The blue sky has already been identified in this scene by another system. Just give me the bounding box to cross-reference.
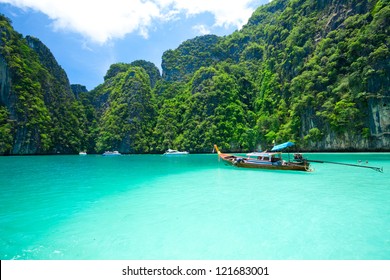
[0,0,270,90]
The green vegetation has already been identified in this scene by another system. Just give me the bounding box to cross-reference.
[1,0,389,154]
[0,106,13,152]
[95,66,156,153]
[1,15,86,154]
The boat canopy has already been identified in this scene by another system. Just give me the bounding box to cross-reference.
[246,152,280,157]
[271,141,295,151]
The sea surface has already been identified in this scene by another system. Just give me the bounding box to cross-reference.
[1,153,389,260]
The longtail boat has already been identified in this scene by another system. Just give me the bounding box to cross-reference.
[213,143,311,172]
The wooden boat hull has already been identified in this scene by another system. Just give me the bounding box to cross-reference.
[214,145,311,172]
[222,156,309,171]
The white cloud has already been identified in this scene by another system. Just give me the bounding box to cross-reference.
[192,24,210,35]
[1,0,265,43]
[167,0,256,28]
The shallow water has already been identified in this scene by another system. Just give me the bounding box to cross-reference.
[1,153,389,259]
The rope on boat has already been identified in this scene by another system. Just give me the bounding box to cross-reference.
[306,159,383,173]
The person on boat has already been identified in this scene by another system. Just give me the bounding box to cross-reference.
[294,153,303,161]
[234,157,245,164]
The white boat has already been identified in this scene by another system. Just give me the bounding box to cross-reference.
[79,151,87,155]
[102,151,121,156]
[163,149,189,155]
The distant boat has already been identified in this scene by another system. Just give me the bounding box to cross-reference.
[163,149,189,155]
[213,144,311,172]
[79,151,87,155]
[102,151,121,156]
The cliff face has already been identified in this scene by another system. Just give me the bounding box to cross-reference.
[0,55,38,155]
[368,95,390,148]
[71,84,88,99]
[161,35,222,82]
[94,66,156,153]
[0,56,13,114]
[1,0,389,154]
[158,0,389,152]
[0,15,86,154]
[0,55,15,154]
[295,0,390,151]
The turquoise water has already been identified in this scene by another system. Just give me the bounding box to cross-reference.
[1,153,389,260]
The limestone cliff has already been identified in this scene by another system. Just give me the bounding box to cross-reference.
[0,15,85,154]
[1,0,389,154]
